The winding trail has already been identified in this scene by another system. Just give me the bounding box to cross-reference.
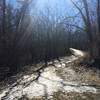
[0,49,100,100]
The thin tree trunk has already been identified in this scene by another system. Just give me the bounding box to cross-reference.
[97,0,100,56]
[2,0,6,34]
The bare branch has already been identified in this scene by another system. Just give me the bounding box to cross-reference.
[71,0,87,25]
[67,24,85,31]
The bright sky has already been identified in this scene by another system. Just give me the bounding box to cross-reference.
[6,0,80,24]
[7,0,73,14]
[30,0,77,22]
[35,0,72,13]
[5,0,96,33]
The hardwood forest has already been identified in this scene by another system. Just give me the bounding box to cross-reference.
[0,0,100,100]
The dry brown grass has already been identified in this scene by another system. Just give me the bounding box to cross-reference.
[52,91,100,100]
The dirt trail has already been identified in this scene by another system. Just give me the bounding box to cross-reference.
[0,55,100,100]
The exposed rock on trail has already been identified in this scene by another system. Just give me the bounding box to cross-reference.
[0,49,100,100]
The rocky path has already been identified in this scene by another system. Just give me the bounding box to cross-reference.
[0,55,100,100]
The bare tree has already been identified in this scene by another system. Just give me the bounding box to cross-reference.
[71,0,100,62]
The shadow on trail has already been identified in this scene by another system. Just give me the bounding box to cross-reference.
[88,58,100,70]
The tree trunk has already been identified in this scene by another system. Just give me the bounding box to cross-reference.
[97,0,100,57]
[83,0,100,61]
[91,0,100,60]
[2,0,6,34]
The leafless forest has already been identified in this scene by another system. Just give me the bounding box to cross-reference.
[0,0,100,99]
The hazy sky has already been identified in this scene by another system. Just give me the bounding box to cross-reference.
[5,0,84,30]
[32,0,76,19]
[6,0,80,23]
[7,0,73,13]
